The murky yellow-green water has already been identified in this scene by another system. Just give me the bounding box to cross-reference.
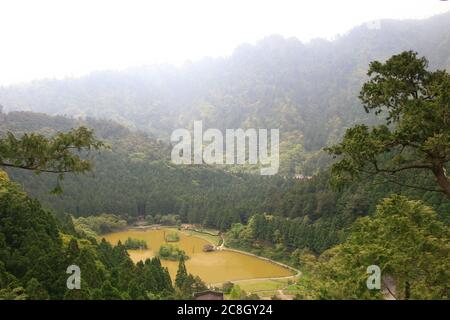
[101,228,294,284]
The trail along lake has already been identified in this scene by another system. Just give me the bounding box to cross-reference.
[101,228,294,284]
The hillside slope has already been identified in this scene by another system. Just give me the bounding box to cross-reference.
[1,12,449,174]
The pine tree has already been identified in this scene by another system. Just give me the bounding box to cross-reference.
[25,278,50,300]
[175,256,187,289]
[67,238,80,262]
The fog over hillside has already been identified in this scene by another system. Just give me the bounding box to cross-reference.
[1,12,450,174]
[0,1,449,303]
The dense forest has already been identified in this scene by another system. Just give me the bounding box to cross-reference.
[0,171,208,299]
[0,11,449,300]
[2,12,449,175]
[3,109,447,257]
[0,109,284,230]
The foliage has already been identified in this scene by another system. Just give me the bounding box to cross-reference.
[299,195,449,299]
[0,175,175,300]
[222,281,234,294]
[158,244,188,261]
[124,237,148,250]
[174,256,207,299]
[175,257,188,289]
[0,126,105,193]
[1,111,282,231]
[1,19,450,300]
[0,172,67,298]
[229,161,448,257]
[2,13,449,174]
[73,214,127,237]
[327,51,450,198]
[228,284,258,300]
[165,232,180,242]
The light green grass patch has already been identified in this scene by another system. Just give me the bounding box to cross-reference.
[171,227,221,246]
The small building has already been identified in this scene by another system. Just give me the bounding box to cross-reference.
[194,290,224,300]
[203,244,215,252]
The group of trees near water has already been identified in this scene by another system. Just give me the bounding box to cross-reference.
[0,120,207,299]
[159,244,187,261]
[306,50,449,299]
[1,102,448,258]
[0,171,207,299]
[0,48,449,299]
[72,214,128,238]
[0,109,282,232]
[298,195,449,299]
[174,257,207,298]
[124,237,148,250]
[227,51,449,299]
[227,168,449,256]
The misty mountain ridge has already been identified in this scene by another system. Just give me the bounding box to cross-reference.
[1,11,449,174]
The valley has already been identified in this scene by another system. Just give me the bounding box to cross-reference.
[0,8,448,301]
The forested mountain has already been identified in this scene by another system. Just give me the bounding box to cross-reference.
[1,12,449,174]
[1,109,448,255]
[0,170,192,300]
[0,9,449,301]
[0,110,286,230]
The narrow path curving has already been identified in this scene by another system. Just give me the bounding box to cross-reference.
[209,233,301,287]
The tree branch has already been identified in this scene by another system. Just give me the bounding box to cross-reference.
[0,162,73,174]
[370,175,444,194]
[373,163,433,174]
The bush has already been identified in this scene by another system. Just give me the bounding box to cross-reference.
[158,244,187,261]
[124,237,148,249]
[73,214,127,236]
[165,232,180,242]
[222,282,234,294]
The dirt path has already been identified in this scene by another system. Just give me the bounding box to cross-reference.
[127,226,301,285]
[276,289,294,300]
[209,234,301,287]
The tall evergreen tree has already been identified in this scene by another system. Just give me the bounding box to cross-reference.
[327,51,450,199]
[175,256,188,289]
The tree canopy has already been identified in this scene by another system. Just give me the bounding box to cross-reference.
[299,195,449,299]
[0,127,104,192]
[327,51,450,198]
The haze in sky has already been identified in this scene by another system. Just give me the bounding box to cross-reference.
[0,0,449,85]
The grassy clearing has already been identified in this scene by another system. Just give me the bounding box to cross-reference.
[238,278,289,292]
[187,230,221,246]
[167,227,221,246]
[230,276,304,299]
[284,283,302,291]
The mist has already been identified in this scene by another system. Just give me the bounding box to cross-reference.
[0,0,449,85]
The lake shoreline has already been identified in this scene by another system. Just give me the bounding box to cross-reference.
[106,225,300,285]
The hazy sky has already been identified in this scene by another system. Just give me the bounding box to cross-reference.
[0,0,449,85]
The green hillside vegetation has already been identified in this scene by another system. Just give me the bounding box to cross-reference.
[73,214,127,238]
[0,12,448,300]
[1,12,449,174]
[0,171,187,300]
[1,110,282,231]
[297,195,449,300]
[2,109,448,259]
